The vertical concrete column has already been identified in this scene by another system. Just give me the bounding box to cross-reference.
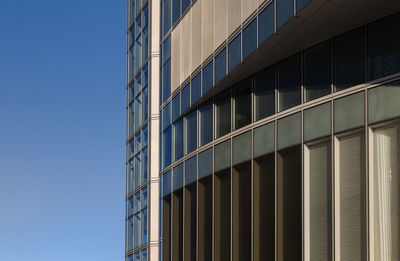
[149,0,161,260]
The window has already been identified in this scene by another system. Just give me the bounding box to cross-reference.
[181,83,190,113]
[215,89,231,138]
[277,0,293,29]
[254,66,275,121]
[215,48,227,84]
[202,61,213,95]
[304,140,332,261]
[198,148,212,179]
[368,80,400,124]
[296,0,310,12]
[278,53,301,111]
[304,102,331,142]
[191,73,201,105]
[278,112,301,150]
[163,0,171,37]
[234,79,252,130]
[172,93,180,122]
[185,110,197,154]
[277,145,302,261]
[243,19,257,59]
[174,119,184,161]
[182,0,190,13]
[172,0,181,25]
[334,27,365,91]
[335,131,366,260]
[368,13,400,81]
[162,102,171,130]
[304,41,332,101]
[199,102,213,146]
[162,36,171,103]
[254,122,274,158]
[258,2,274,45]
[371,123,400,261]
[162,126,172,169]
[229,34,241,72]
[334,92,364,133]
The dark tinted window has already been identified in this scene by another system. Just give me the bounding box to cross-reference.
[215,89,231,138]
[202,61,214,95]
[277,0,293,29]
[185,110,197,154]
[296,0,310,12]
[215,48,227,84]
[181,83,190,113]
[278,53,301,111]
[334,27,365,91]
[174,119,184,161]
[229,34,241,72]
[191,73,201,105]
[199,102,213,146]
[172,0,180,24]
[172,93,180,122]
[304,41,332,101]
[243,19,257,59]
[182,0,190,13]
[163,126,172,169]
[258,2,274,45]
[254,66,275,121]
[234,79,252,130]
[368,13,400,81]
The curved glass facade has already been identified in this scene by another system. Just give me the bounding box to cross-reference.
[158,10,400,261]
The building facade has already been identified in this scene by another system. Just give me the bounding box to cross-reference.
[127,0,400,260]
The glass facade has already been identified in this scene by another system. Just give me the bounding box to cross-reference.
[157,9,400,261]
[127,0,150,259]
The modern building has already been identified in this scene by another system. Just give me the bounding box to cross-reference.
[126,0,400,260]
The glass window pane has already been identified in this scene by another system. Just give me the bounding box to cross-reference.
[296,0,310,12]
[198,148,213,179]
[278,53,301,111]
[143,86,148,121]
[334,27,365,91]
[185,155,197,185]
[174,118,184,161]
[368,80,400,124]
[173,163,183,191]
[172,93,180,122]
[162,170,172,197]
[254,66,275,121]
[191,73,201,105]
[243,19,257,59]
[172,0,180,25]
[304,41,332,101]
[163,0,171,37]
[199,102,213,146]
[162,36,171,64]
[278,112,301,150]
[304,102,331,141]
[214,140,231,173]
[372,123,400,261]
[254,122,275,158]
[336,131,366,260]
[233,131,252,165]
[163,59,171,103]
[163,102,171,130]
[258,2,274,45]
[182,0,190,13]
[277,145,302,260]
[202,61,214,95]
[162,127,172,169]
[334,92,364,133]
[185,110,197,154]
[215,48,227,84]
[234,79,252,130]
[215,89,231,138]
[229,34,241,72]
[181,83,190,113]
[305,140,332,261]
[368,13,400,81]
[276,0,293,29]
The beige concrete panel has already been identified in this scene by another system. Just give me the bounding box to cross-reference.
[214,0,228,49]
[171,22,182,93]
[202,0,214,62]
[191,1,202,73]
[228,0,242,35]
[181,12,192,84]
[242,0,258,23]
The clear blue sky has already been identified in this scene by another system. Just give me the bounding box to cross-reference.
[0,1,126,260]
